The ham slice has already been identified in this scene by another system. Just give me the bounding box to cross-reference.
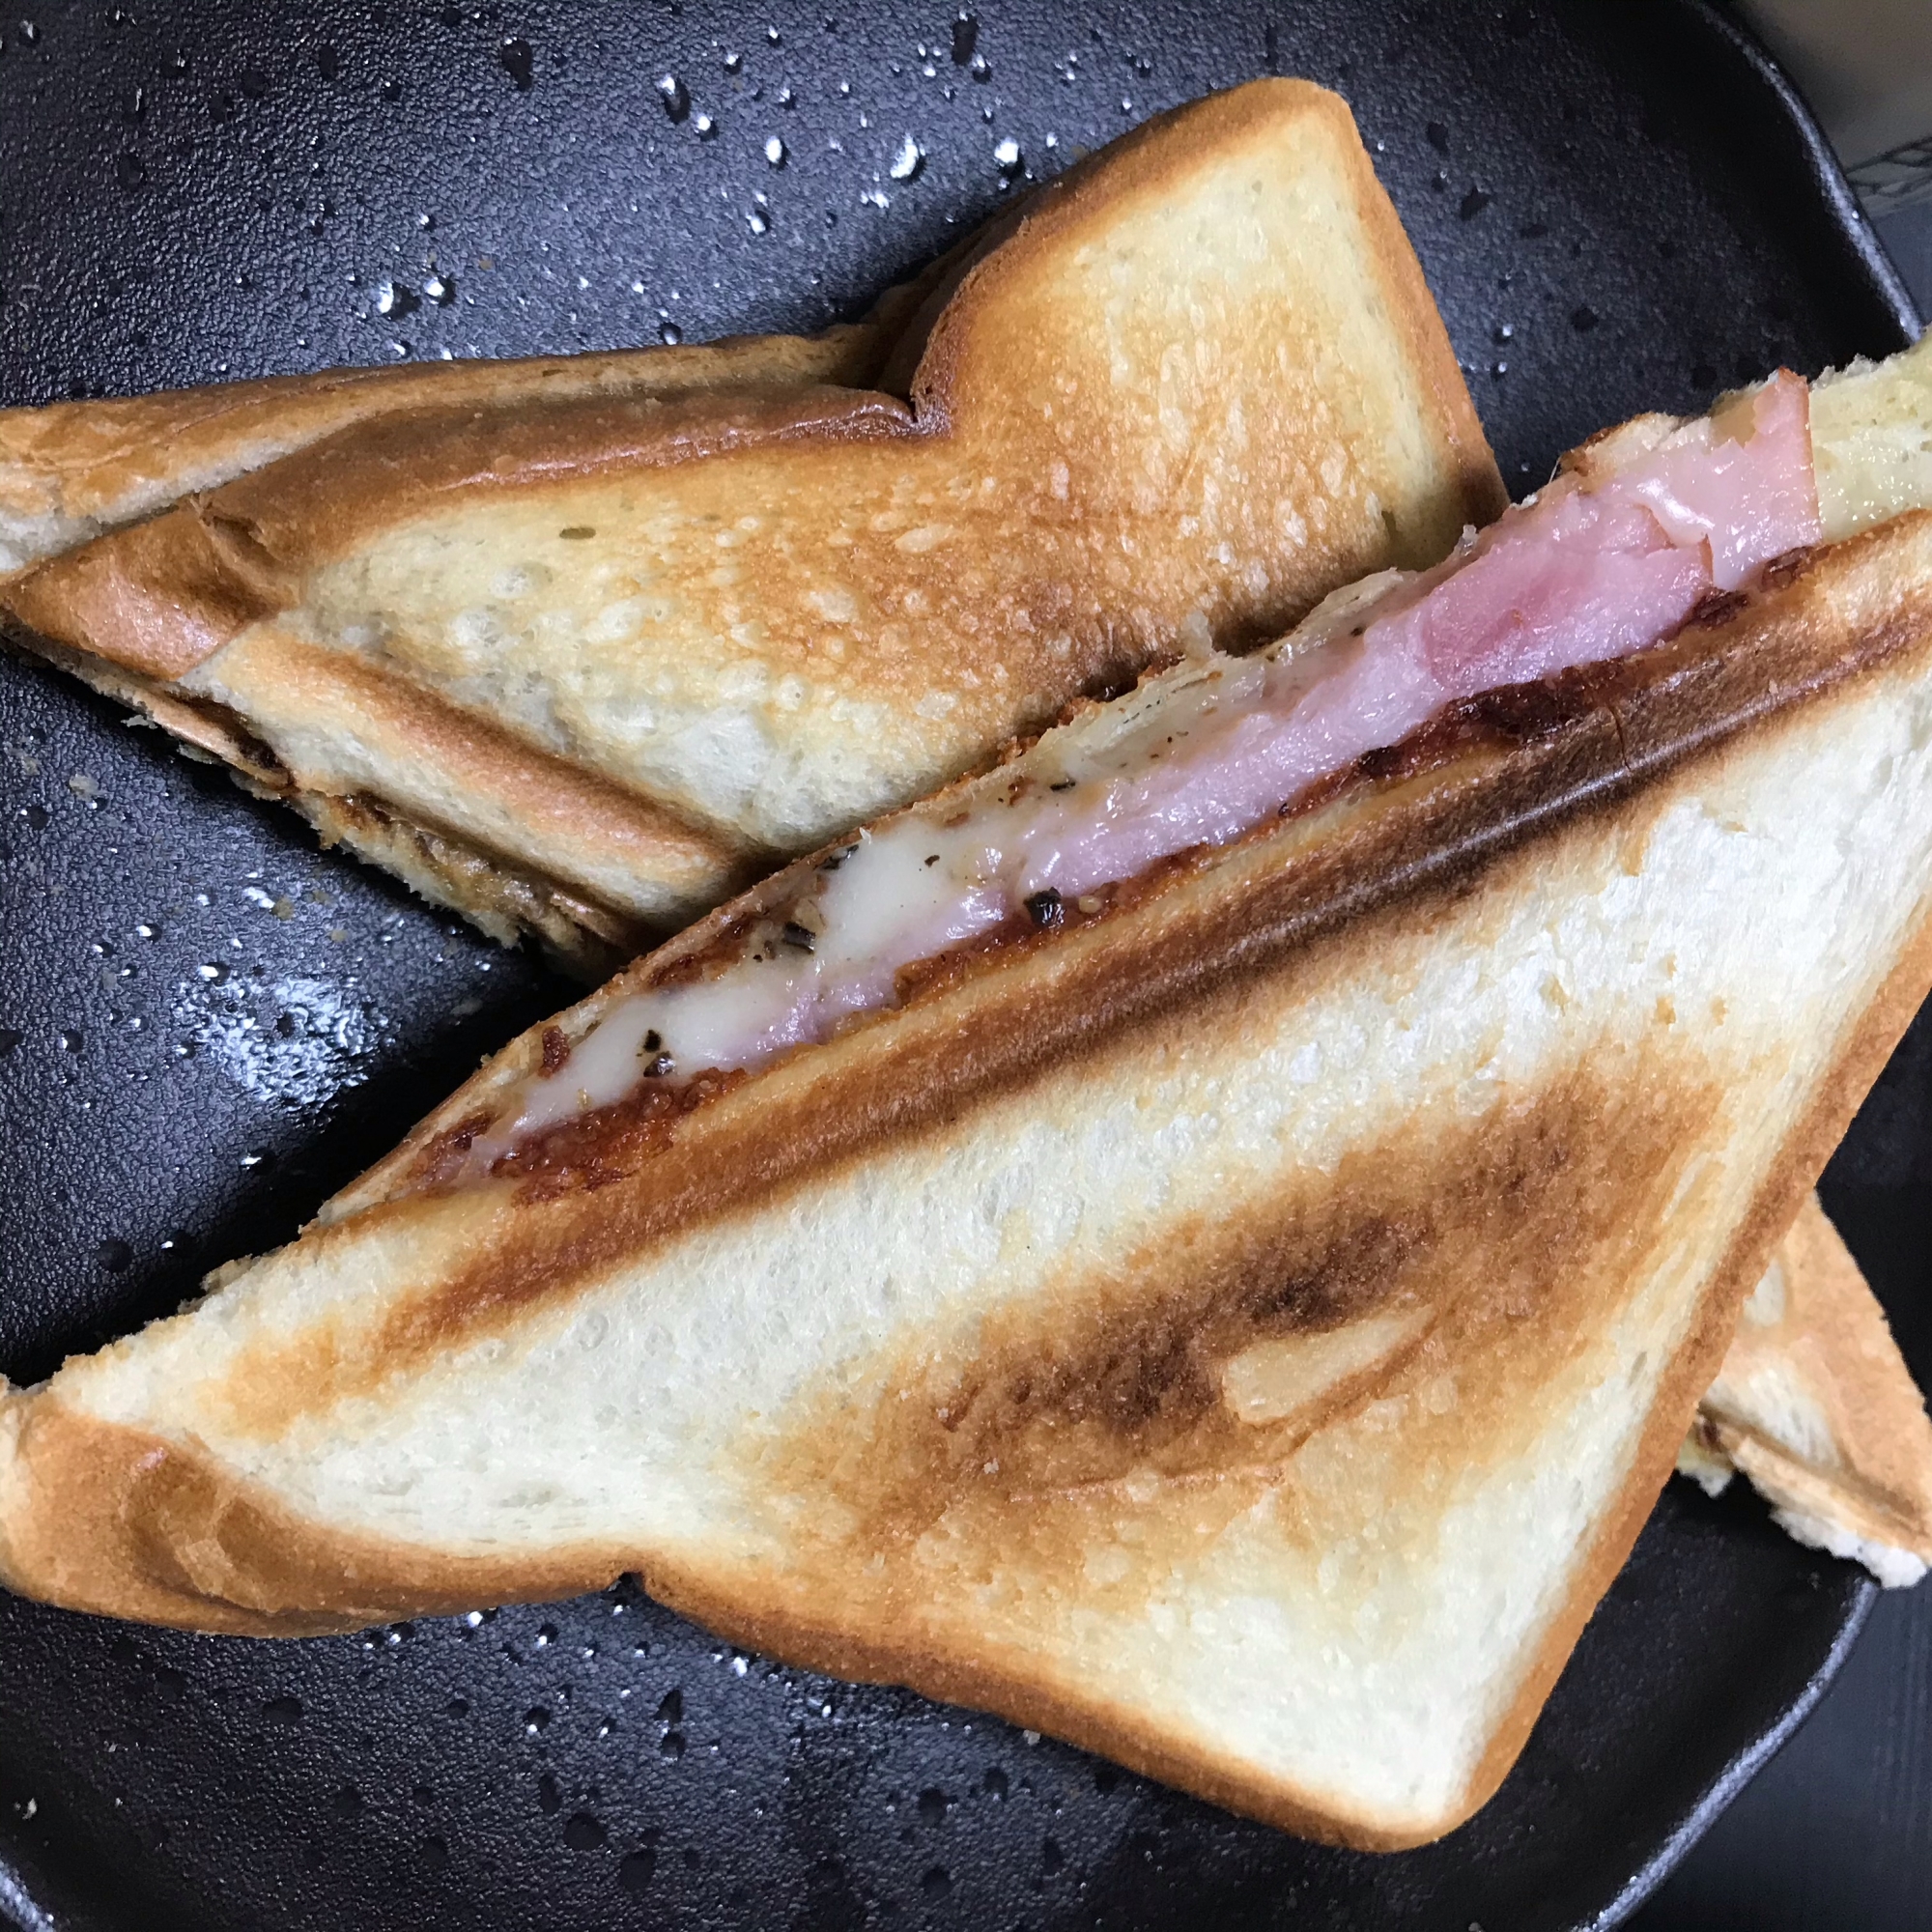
[473,375,1822,1169]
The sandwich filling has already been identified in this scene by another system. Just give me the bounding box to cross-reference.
[451,373,1819,1181]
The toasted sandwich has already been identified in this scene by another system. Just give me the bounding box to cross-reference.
[0,79,1501,970]
[1683,1194,1932,1587]
[4,337,1930,1850]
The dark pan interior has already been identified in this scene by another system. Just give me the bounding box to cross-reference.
[0,2,1918,1926]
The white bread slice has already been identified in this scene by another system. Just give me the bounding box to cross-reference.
[0,80,1501,966]
[1682,1195,1932,1586]
[4,455,1932,1850]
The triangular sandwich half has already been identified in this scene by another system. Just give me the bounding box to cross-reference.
[1683,1193,1932,1586]
[4,339,1931,1850]
[0,79,1501,970]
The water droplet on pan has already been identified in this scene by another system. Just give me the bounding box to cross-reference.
[657,72,690,122]
[889,132,924,181]
[658,320,683,345]
[694,112,718,139]
[994,134,1020,171]
[498,37,533,91]
[764,134,785,166]
[563,1811,607,1851]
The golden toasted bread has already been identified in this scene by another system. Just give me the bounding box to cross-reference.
[1683,1194,1932,1585]
[0,80,1501,969]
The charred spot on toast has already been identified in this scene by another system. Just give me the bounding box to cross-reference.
[410,1109,498,1191]
[1687,585,1751,631]
[765,1054,1726,1563]
[453,1067,753,1203]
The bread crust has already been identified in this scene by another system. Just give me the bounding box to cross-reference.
[0,78,1507,955]
[3,514,1929,1855]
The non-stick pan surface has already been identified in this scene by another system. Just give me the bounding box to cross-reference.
[0,2,1920,1926]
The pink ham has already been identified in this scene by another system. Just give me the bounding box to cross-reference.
[1014,371,1820,902]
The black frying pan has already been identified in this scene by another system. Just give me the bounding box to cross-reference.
[0,2,1919,1926]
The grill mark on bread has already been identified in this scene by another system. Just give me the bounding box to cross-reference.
[198,630,756,857]
[756,1054,1726,1573]
[204,516,1932,1431]
[0,307,920,563]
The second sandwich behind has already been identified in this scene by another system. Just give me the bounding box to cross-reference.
[0,79,1501,967]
